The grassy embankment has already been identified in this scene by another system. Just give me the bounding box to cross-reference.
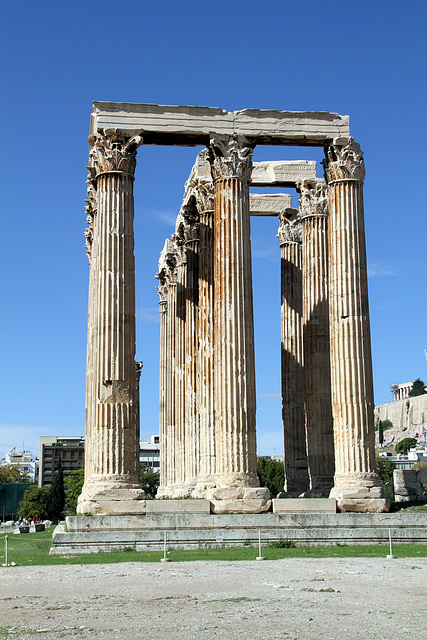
[0,524,426,566]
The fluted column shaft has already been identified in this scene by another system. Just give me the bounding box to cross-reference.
[156,277,168,493]
[166,277,177,489]
[173,241,187,491]
[194,207,216,492]
[78,134,145,514]
[300,180,334,493]
[325,138,387,512]
[209,137,258,487]
[184,230,199,489]
[278,215,308,494]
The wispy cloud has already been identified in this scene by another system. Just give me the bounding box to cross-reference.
[252,246,277,260]
[137,308,160,323]
[152,210,177,227]
[257,391,281,400]
[367,261,400,278]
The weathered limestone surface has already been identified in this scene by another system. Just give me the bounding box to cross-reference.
[78,133,145,515]
[272,498,336,513]
[91,103,350,146]
[251,160,316,186]
[81,104,388,517]
[299,179,334,494]
[278,212,308,494]
[51,512,427,554]
[156,240,176,498]
[206,136,270,513]
[374,394,427,436]
[249,193,292,216]
[393,469,427,503]
[325,138,388,513]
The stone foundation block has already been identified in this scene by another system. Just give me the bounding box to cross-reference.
[272,498,336,513]
[146,500,211,514]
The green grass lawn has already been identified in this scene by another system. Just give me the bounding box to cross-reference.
[1,527,426,566]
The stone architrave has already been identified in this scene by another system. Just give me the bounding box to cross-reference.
[277,211,309,495]
[206,135,271,514]
[299,179,335,495]
[77,133,145,515]
[324,138,388,512]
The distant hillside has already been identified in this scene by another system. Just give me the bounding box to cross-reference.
[374,394,427,452]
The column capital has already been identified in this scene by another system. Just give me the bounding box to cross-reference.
[277,212,302,245]
[88,132,142,177]
[208,134,254,181]
[135,361,143,381]
[298,179,329,221]
[84,181,97,262]
[323,137,365,184]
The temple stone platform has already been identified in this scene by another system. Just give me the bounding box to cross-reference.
[50,501,427,554]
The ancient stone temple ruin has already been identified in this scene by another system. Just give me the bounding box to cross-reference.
[77,102,389,516]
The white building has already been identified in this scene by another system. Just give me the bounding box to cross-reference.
[139,436,160,471]
[0,448,39,483]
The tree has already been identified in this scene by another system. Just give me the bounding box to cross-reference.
[409,378,426,397]
[0,464,31,484]
[376,457,396,501]
[395,437,417,454]
[64,466,84,515]
[19,485,51,520]
[257,457,284,498]
[139,463,160,499]
[378,420,384,446]
[49,463,65,519]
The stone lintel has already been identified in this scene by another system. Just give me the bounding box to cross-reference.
[91,102,350,147]
[249,193,292,216]
[251,160,317,187]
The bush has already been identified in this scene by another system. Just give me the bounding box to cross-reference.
[65,466,84,514]
[395,438,417,454]
[270,538,296,548]
[257,457,284,498]
[412,461,427,471]
[19,486,51,520]
[0,464,32,483]
[376,457,396,501]
[139,463,160,499]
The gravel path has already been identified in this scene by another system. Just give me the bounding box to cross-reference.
[1,558,426,639]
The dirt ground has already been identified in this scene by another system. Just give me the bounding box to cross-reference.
[1,558,426,640]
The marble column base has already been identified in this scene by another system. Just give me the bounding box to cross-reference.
[191,476,216,499]
[155,487,174,499]
[77,475,145,516]
[329,473,390,513]
[206,486,271,514]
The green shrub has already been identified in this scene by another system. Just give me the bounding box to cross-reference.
[395,438,417,454]
[270,538,296,548]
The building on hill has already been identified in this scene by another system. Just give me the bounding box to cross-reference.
[391,381,414,401]
[374,391,427,447]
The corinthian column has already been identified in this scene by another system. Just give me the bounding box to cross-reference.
[182,206,200,494]
[77,133,145,515]
[155,239,175,498]
[193,178,216,497]
[277,212,308,495]
[324,138,388,512]
[299,179,335,495]
[206,135,270,513]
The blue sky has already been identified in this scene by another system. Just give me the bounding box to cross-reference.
[1,1,426,458]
